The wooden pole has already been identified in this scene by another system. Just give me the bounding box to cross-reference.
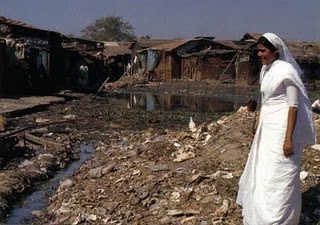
[90,77,110,104]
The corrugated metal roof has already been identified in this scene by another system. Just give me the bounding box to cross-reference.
[0,15,40,30]
[103,42,120,47]
[0,15,63,37]
[130,39,174,49]
[287,41,320,61]
[151,40,189,51]
[213,40,243,50]
[146,39,244,52]
[63,37,104,45]
[179,49,236,58]
[241,32,263,41]
[103,42,132,57]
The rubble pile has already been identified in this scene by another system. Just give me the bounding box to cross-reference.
[20,94,319,225]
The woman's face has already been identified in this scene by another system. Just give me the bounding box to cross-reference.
[256,43,278,65]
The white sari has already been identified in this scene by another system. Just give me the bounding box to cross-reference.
[236,33,315,225]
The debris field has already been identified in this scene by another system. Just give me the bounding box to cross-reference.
[0,84,319,225]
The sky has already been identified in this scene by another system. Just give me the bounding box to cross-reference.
[1,0,320,42]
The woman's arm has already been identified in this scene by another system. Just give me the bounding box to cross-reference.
[283,78,299,157]
[283,107,298,157]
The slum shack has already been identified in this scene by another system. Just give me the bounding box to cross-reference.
[179,38,230,81]
[132,37,256,85]
[99,39,175,88]
[126,34,320,86]
[129,39,174,76]
[221,40,258,85]
[0,16,64,94]
[103,41,132,81]
[241,32,320,82]
[135,40,189,81]
[287,41,320,81]
[61,37,105,89]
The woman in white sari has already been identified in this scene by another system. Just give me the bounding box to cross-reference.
[236,33,316,225]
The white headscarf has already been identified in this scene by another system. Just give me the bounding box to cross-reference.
[259,33,306,99]
[262,33,303,77]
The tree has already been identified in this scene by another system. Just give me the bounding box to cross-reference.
[81,16,136,42]
[66,33,76,38]
[139,35,151,40]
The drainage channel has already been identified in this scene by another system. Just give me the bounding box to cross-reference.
[5,143,94,225]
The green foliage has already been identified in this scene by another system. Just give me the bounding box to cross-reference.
[81,15,136,42]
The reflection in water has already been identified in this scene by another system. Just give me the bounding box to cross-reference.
[146,94,155,111]
[106,92,249,113]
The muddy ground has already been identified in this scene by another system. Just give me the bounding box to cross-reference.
[0,81,319,225]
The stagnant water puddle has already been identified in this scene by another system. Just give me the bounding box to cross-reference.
[5,143,94,224]
[96,91,255,113]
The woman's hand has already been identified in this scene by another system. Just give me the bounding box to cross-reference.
[283,140,294,157]
[249,128,256,140]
